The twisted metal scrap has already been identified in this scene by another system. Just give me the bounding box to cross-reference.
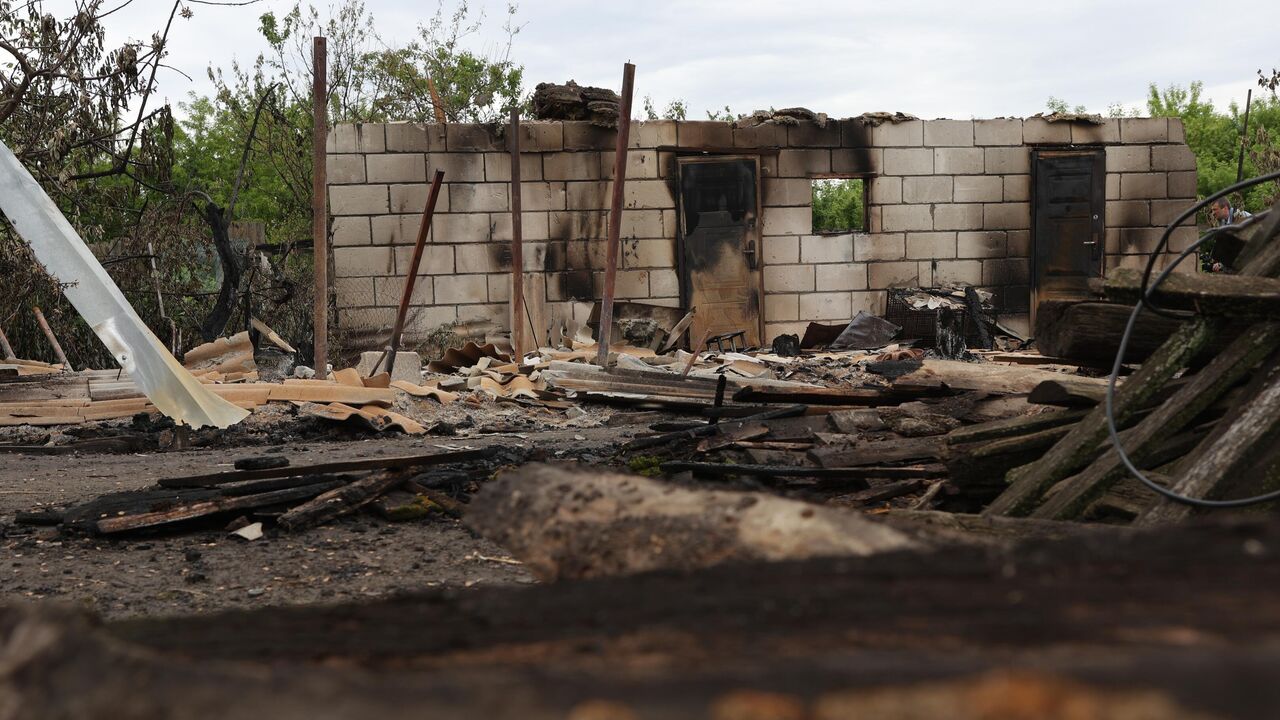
[0,140,248,428]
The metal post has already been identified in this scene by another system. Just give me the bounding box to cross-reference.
[1236,88,1253,184]
[509,107,528,357]
[384,170,445,377]
[32,307,71,371]
[312,36,329,378]
[0,324,14,360]
[596,62,636,367]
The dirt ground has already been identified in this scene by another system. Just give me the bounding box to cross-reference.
[0,415,647,619]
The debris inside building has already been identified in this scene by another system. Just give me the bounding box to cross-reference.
[2,12,1280,717]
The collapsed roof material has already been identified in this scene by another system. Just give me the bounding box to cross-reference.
[0,140,249,429]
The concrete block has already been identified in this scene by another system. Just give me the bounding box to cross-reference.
[974,119,1022,146]
[385,122,443,152]
[650,269,679,297]
[1107,200,1150,227]
[779,149,832,177]
[852,290,888,316]
[1169,225,1199,252]
[327,123,385,154]
[549,210,607,240]
[855,233,906,262]
[618,209,667,239]
[1168,171,1198,199]
[982,258,1030,285]
[612,269,652,299]
[869,176,901,204]
[446,123,505,151]
[764,178,814,206]
[389,183,450,215]
[332,217,371,247]
[370,214,424,246]
[393,244,453,276]
[787,120,842,147]
[676,121,733,148]
[983,202,1030,230]
[933,203,984,231]
[1151,199,1195,227]
[520,181,568,212]
[1107,228,1164,255]
[801,234,855,263]
[435,274,490,304]
[456,303,507,325]
[957,231,1006,258]
[765,294,800,322]
[544,152,603,181]
[488,212,552,243]
[1022,117,1071,144]
[426,152,486,182]
[432,213,493,244]
[883,148,933,176]
[882,204,934,232]
[374,276,432,307]
[800,292,853,321]
[953,175,1002,203]
[487,273,510,303]
[483,152,543,182]
[1120,173,1167,200]
[330,185,388,216]
[624,179,676,209]
[815,263,868,291]
[1120,118,1168,144]
[334,278,375,308]
[1151,144,1197,172]
[764,264,814,292]
[1007,230,1031,257]
[450,183,510,212]
[762,206,813,236]
[869,119,923,147]
[405,306,459,336]
[1071,120,1119,144]
[1106,145,1150,173]
[517,122,564,152]
[734,122,788,148]
[916,261,934,287]
[1106,173,1121,200]
[985,147,1030,174]
[763,235,800,264]
[1168,118,1186,144]
[867,261,920,289]
[601,150,661,180]
[832,148,880,174]
[454,243,500,274]
[903,176,953,204]
[327,154,366,184]
[933,259,983,285]
[923,119,974,147]
[868,206,882,233]
[630,120,677,149]
[334,246,394,277]
[623,238,676,268]
[906,231,957,259]
[1003,175,1030,202]
[565,181,610,210]
[934,148,984,175]
[337,307,395,331]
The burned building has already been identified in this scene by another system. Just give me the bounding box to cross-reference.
[326,115,1197,346]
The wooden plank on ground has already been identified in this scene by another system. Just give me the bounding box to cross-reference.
[158,449,485,488]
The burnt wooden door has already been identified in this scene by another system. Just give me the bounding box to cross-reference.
[1031,149,1105,316]
[677,156,764,347]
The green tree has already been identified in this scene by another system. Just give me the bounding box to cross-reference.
[812,179,865,233]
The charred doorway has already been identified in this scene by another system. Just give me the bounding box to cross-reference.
[676,155,764,347]
[1031,149,1105,320]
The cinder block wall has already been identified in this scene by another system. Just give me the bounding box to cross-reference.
[327,116,1195,345]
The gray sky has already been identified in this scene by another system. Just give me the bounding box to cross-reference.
[74,0,1280,119]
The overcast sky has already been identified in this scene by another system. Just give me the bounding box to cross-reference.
[68,0,1280,120]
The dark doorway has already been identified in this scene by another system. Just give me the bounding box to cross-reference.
[676,155,764,347]
[1031,149,1105,320]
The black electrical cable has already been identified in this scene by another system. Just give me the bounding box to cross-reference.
[1107,174,1280,508]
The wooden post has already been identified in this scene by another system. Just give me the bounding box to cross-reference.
[595,62,636,367]
[0,324,14,360]
[509,108,527,357]
[32,307,71,371]
[311,36,329,378]
[385,170,445,377]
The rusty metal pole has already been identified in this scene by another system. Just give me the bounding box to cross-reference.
[32,307,71,371]
[312,36,329,378]
[595,62,636,367]
[509,107,527,358]
[384,170,445,377]
[0,324,14,360]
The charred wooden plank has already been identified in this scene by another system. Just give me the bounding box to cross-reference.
[1035,300,1189,364]
[623,405,806,451]
[662,461,945,482]
[1101,268,1280,316]
[158,449,484,488]
[277,470,410,531]
[807,436,945,468]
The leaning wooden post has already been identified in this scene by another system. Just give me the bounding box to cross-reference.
[311,36,329,378]
[385,170,445,377]
[0,324,14,360]
[595,62,636,367]
[509,107,528,358]
[32,307,71,371]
